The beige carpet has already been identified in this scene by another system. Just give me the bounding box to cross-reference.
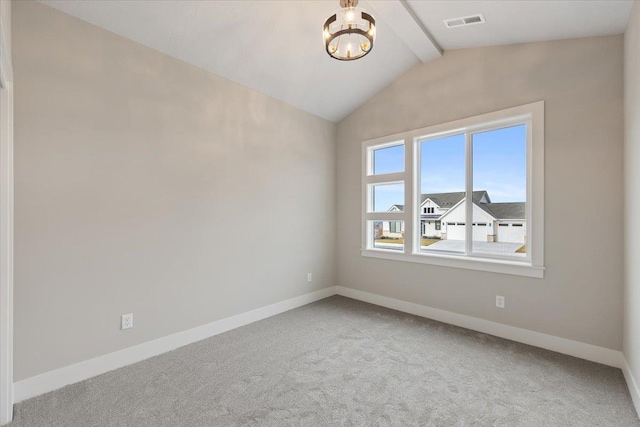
[10,296,640,426]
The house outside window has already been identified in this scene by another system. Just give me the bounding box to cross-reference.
[361,102,544,278]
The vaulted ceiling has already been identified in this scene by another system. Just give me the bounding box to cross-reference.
[41,0,633,122]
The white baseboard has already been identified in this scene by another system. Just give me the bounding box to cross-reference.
[335,286,623,369]
[13,286,338,403]
[622,356,640,418]
[13,285,629,409]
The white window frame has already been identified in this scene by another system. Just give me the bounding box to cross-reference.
[0,14,13,423]
[361,102,544,278]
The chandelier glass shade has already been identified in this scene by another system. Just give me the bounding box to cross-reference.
[323,0,376,61]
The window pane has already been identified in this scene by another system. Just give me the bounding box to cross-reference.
[370,183,404,212]
[418,134,466,253]
[372,144,404,175]
[472,125,527,257]
[371,220,404,251]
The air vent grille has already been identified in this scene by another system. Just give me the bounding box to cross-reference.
[444,14,486,28]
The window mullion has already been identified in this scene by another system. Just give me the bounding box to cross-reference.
[526,118,534,264]
[465,132,472,255]
[413,137,420,254]
[403,137,413,255]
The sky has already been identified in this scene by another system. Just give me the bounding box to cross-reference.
[372,125,526,212]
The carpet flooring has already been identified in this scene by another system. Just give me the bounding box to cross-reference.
[10,296,640,426]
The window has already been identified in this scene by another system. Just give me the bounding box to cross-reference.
[364,141,406,253]
[361,102,544,278]
[472,125,527,257]
[370,220,404,251]
[372,143,404,175]
[369,183,404,212]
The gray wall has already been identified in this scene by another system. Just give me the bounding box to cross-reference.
[13,1,336,381]
[624,1,640,385]
[1,0,10,60]
[336,36,624,350]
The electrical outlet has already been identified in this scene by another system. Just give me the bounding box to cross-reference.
[121,313,133,330]
[496,295,505,309]
[307,273,312,282]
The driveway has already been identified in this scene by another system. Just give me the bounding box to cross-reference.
[423,240,524,256]
[374,240,525,257]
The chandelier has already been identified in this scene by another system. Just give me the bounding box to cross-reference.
[323,0,376,61]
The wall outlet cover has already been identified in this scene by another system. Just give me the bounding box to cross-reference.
[121,313,134,330]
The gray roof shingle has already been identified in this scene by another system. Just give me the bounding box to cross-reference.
[480,202,525,220]
[420,190,489,207]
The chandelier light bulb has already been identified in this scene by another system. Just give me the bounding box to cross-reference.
[345,9,355,24]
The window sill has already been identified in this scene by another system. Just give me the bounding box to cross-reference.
[361,249,545,278]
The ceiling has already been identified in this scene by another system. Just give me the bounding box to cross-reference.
[408,0,634,50]
[40,0,422,123]
[40,0,633,123]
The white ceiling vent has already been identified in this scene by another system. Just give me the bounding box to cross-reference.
[444,14,486,29]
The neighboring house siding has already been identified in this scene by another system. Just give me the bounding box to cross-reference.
[383,205,405,239]
[421,199,439,214]
[421,198,444,238]
[381,220,404,238]
[441,200,469,222]
[423,220,441,238]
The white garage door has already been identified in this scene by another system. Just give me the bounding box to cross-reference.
[447,223,492,241]
[446,224,465,240]
[472,223,491,241]
[497,223,526,243]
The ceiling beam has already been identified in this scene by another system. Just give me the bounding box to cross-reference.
[364,0,442,63]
